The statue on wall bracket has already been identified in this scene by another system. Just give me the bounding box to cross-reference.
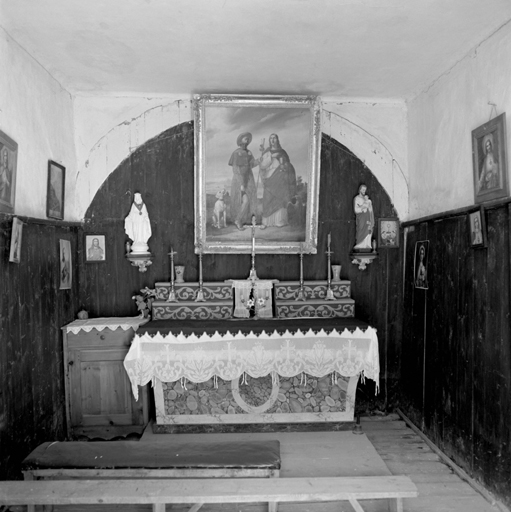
[350,184,377,271]
[125,192,153,272]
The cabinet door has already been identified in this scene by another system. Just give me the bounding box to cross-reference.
[67,344,146,430]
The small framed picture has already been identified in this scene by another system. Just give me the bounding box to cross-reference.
[468,207,486,248]
[472,113,508,204]
[85,234,106,262]
[378,218,399,248]
[59,239,72,290]
[414,241,429,290]
[9,217,23,263]
[47,160,66,220]
[0,129,18,214]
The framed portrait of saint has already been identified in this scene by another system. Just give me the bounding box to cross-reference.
[414,241,429,290]
[378,218,399,248]
[194,94,321,254]
[0,129,18,215]
[59,239,72,290]
[47,160,66,220]
[468,207,486,248]
[85,234,106,262]
[472,113,508,204]
[9,217,23,264]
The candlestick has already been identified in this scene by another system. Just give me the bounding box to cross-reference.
[199,252,203,283]
[299,244,304,283]
[171,247,174,282]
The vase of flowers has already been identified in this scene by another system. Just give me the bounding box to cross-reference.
[132,287,156,319]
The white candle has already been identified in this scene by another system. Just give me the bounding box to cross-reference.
[327,232,331,251]
[170,247,174,283]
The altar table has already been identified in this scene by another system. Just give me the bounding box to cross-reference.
[124,318,379,427]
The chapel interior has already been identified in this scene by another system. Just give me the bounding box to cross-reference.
[1,1,511,511]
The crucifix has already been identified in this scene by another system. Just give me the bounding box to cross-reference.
[243,214,265,281]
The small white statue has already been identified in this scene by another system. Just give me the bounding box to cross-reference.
[124,192,152,254]
[353,184,374,251]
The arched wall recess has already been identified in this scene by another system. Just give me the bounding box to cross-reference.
[76,100,408,221]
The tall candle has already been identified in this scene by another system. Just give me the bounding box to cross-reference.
[170,247,174,283]
[327,232,331,251]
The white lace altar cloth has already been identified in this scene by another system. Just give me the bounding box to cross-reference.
[124,327,379,400]
[65,316,149,334]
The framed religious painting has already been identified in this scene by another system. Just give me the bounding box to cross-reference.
[59,239,72,290]
[377,218,399,248]
[9,217,23,264]
[468,206,487,249]
[472,113,508,204]
[47,160,66,220]
[194,94,321,254]
[84,234,106,262]
[0,129,18,214]
[414,241,429,290]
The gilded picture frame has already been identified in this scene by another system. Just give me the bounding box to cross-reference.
[472,113,508,204]
[0,129,18,214]
[194,94,321,254]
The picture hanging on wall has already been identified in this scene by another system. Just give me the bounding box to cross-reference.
[472,113,508,204]
[468,206,486,248]
[0,129,18,215]
[377,218,399,248]
[193,94,321,254]
[59,239,72,290]
[47,160,66,220]
[85,234,106,262]
[414,240,429,290]
[9,217,23,263]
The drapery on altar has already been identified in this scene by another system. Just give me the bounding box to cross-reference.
[123,318,379,401]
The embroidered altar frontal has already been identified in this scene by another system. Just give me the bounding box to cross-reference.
[124,318,379,427]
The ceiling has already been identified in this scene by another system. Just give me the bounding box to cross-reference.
[3,0,511,100]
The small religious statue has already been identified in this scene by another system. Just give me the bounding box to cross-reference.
[125,192,152,254]
[353,184,374,252]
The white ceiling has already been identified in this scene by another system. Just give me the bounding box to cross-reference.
[3,0,511,100]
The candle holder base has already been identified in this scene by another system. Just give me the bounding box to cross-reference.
[166,289,177,302]
[325,287,335,300]
[195,288,206,302]
[296,287,306,301]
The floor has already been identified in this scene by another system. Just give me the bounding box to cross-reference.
[133,413,505,512]
[41,413,506,512]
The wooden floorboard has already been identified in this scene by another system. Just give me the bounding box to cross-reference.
[10,415,507,512]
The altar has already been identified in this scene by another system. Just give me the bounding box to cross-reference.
[123,317,379,431]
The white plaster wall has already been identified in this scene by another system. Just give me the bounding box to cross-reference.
[72,96,409,221]
[0,28,75,219]
[408,21,511,219]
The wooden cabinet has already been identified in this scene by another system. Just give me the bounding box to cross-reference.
[62,319,149,439]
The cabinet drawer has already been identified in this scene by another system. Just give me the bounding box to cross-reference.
[67,328,136,348]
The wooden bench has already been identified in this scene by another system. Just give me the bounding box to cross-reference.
[0,475,418,512]
[22,440,281,512]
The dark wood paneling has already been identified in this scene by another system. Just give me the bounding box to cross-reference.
[400,203,511,507]
[82,126,402,406]
[0,215,80,479]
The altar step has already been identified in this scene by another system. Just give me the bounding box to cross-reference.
[152,280,355,320]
